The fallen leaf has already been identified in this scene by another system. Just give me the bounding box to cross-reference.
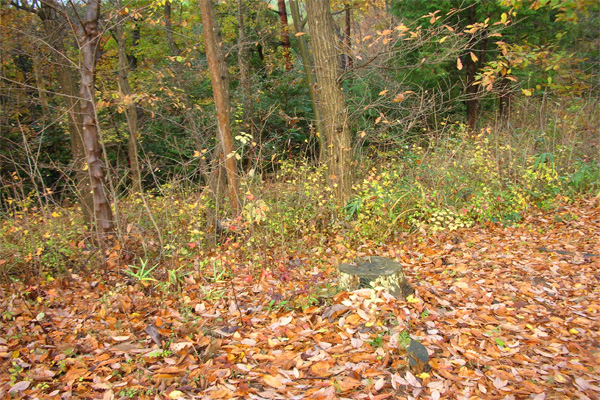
[263,374,283,389]
[8,380,30,394]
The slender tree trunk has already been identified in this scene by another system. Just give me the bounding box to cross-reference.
[497,77,511,121]
[289,0,323,156]
[237,0,253,139]
[465,4,480,131]
[37,1,94,225]
[164,0,181,56]
[305,0,352,204]
[344,4,352,70]
[128,22,140,70]
[115,1,142,194]
[31,52,48,117]
[199,0,240,216]
[277,0,292,70]
[77,0,114,235]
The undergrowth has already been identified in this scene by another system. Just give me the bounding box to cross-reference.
[1,98,598,283]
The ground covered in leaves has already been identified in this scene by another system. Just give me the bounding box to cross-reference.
[1,198,599,400]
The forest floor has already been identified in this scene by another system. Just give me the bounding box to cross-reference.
[1,198,599,400]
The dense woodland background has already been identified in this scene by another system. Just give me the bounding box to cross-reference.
[1,2,600,398]
[0,0,599,277]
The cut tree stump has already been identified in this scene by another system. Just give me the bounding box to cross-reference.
[338,256,414,299]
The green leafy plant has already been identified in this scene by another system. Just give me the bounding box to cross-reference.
[397,330,412,349]
[368,333,384,349]
[125,259,158,284]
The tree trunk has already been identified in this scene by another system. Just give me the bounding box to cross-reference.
[305,0,352,204]
[498,78,511,121]
[31,52,48,117]
[164,0,181,56]
[115,0,142,194]
[343,4,352,70]
[289,0,324,157]
[128,22,140,70]
[77,0,114,235]
[237,0,253,139]
[34,1,94,225]
[199,0,240,216]
[277,0,292,71]
[465,3,483,132]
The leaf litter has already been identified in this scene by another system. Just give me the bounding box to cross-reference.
[1,199,599,399]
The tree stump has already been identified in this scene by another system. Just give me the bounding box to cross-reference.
[338,256,414,299]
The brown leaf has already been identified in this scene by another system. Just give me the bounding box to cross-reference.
[335,377,361,392]
[310,360,333,377]
[263,374,283,389]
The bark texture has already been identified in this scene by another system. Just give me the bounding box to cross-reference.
[464,4,487,131]
[343,4,352,70]
[237,0,252,137]
[115,0,142,193]
[78,0,114,235]
[277,0,292,70]
[164,0,181,56]
[199,0,240,216]
[36,0,94,224]
[289,0,323,155]
[305,0,352,204]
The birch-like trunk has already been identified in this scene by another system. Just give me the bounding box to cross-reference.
[78,0,114,235]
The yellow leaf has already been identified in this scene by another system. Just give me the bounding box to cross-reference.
[406,295,420,303]
[417,372,431,379]
[470,52,478,62]
[522,88,532,96]
[360,131,367,138]
[379,89,388,96]
[457,58,463,70]
[168,390,184,399]
[439,36,448,43]
[295,32,305,37]
[569,328,579,334]
[554,372,567,383]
